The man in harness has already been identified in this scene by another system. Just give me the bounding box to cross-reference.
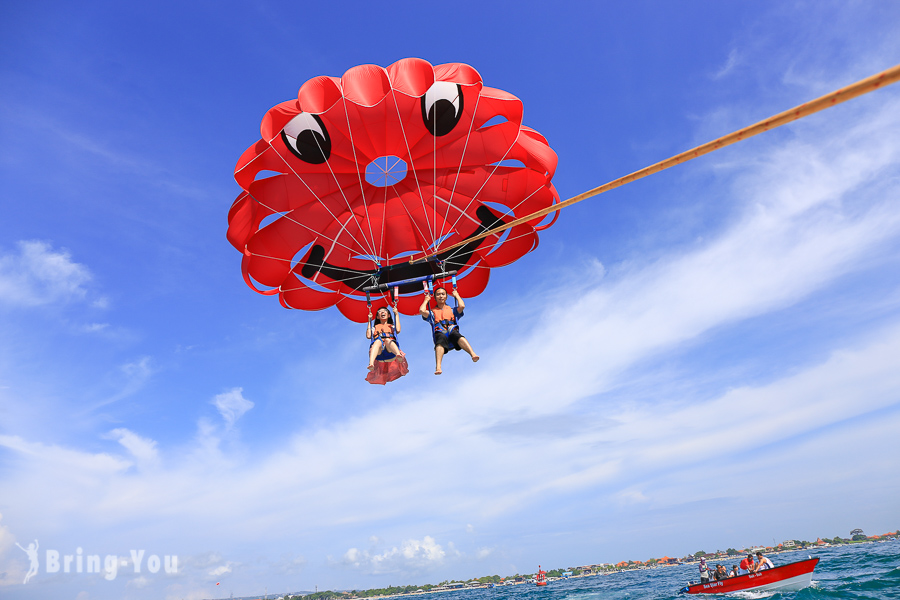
[419,286,479,375]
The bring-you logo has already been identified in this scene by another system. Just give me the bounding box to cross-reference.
[14,538,177,583]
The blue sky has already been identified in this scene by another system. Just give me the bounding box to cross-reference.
[2,1,900,599]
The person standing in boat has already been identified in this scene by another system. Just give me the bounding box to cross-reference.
[698,558,710,583]
[752,551,774,573]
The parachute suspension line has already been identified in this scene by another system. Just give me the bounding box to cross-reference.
[303,210,372,289]
[438,121,522,253]
[266,104,379,264]
[435,90,482,251]
[411,62,900,265]
[432,80,438,248]
[335,94,381,262]
[260,141,374,260]
[389,87,436,250]
[433,85,437,247]
[366,287,399,316]
[386,87,441,256]
[264,140,372,259]
[242,189,365,260]
[440,184,549,267]
[241,249,373,278]
[378,181,388,264]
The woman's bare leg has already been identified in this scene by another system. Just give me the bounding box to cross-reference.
[385,340,404,357]
[368,340,383,370]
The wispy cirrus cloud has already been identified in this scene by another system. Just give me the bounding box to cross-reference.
[0,240,102,308]
[86,356,155,411]
[712,48,740,79]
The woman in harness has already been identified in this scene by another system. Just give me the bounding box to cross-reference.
[365,302,408,384]
[419,286,479,375]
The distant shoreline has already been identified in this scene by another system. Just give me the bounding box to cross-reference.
[255,537,896,600]
[338,540,895,600]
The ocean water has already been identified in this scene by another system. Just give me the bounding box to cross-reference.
[439,543,899,600]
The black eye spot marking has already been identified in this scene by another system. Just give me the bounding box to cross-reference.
[421,81,464,136]
[281,113,331,164]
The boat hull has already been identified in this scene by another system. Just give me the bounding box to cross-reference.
[681,557,818,595]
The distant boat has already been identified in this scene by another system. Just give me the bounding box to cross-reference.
[535,566,548,586]
[679,557,819,595]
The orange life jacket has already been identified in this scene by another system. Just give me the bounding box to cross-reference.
[373,323,396,341]
[430,305,458,334]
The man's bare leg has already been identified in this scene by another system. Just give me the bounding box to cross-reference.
[434,345,446,375]
[457,336,480,362]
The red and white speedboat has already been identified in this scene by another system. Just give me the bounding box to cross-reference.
[680,557,819,595]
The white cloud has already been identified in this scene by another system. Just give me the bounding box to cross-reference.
[212,388,254,427]
[342,536,447,574]
[0,240,97,307]
[0,513,27,587]
[712,48,739,79]
[0,435,131,475]
[616,490,649,506]
[209,564,232,577]
[107,428,159,468]
[128,575,151,588]
[90,356,155,409]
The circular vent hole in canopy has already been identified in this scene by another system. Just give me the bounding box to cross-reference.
[365,156,408,187]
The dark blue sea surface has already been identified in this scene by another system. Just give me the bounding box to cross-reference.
[437,542,899,600]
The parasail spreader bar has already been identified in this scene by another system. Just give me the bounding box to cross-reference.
[363,270,458,294]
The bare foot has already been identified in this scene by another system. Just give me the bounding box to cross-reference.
[434,368,442,375]
[367,364,375,371]
[472,355,480,363]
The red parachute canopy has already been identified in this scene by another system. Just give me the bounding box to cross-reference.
[227,58,560,322]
